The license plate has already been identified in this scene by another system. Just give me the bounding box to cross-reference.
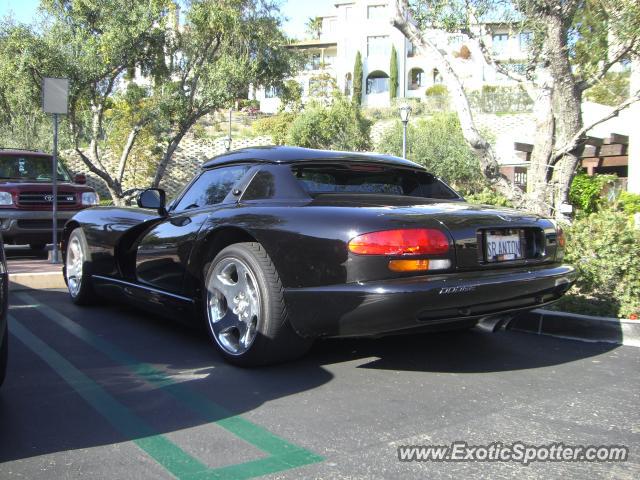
[485,231,522,262]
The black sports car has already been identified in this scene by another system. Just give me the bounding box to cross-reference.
[61,146,575,366]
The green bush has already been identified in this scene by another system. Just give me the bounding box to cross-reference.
[425,84,448,96]
[617,191,640,215]
[376,112,485,192]
[464,187,512,207]
[563,209,640,318]
[468,85,533,113]
[286,96,371,151]
[252,113,296,145]
[584,71,630,106]
[569,173,617,214]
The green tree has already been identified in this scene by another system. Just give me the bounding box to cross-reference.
[585,71,631,106]
[389,45,398,100]
[377,112,485,192]
[352,51,363,106]
[0,1,297,204]
[287,95,371,151]
[305,17,323,40]
[390,0,640,219]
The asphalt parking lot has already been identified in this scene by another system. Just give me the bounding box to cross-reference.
[1,287,639,479]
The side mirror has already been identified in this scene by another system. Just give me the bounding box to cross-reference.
[74,173,87,185]
[137,188,167,216]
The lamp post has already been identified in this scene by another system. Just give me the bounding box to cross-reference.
[399,104,412,159]
[224,108,233,151]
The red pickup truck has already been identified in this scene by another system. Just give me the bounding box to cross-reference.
[0,149,98,251]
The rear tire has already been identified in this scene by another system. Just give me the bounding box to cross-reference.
[65,228,98,305]
[203,242,312,367]
[0,322,7,388]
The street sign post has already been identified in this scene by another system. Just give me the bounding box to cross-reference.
[42,77,69,264]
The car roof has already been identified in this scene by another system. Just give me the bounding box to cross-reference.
[202,146,424,170]
[0,148,51,157]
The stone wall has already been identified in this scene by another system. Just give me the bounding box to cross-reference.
[62,135,273,201]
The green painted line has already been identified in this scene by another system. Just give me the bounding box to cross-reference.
[14,293,323,478]
[8,316,210,479]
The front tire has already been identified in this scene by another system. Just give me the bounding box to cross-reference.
[203,242,312,366]
[65,228,98,305]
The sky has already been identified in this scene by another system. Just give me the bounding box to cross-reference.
[0,0,334,39]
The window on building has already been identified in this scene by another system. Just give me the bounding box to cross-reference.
[492,33,509,54]
[264,86,282,98]
[367,5,387,20]
[366,71,389,94]
[305,53,322,70]
[407,41,417,58]
[367,35,390,57]
[519,31,533,51]
[344,72,353,96]
[327,19,337,34]
[345,6,353,20]
[323,54,335,68]
[408,68,424,90]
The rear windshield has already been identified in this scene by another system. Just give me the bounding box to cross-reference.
[0,154,71,182]
[291,164,460,199]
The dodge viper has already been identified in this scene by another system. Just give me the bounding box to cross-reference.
[61,146,576,366]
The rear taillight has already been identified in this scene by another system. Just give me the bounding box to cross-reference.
[348,229,450,256]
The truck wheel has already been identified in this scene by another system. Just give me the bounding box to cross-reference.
[203,242,312,367]
[65,228,98,305]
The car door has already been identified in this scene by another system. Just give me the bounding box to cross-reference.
[135,164,251,295]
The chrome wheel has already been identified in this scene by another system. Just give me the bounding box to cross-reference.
[206,257,261,356]
[66,236,84,297]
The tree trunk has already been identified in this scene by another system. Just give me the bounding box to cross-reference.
[525,68,555,216]
[545,13,583,221]
[152,133,184,188]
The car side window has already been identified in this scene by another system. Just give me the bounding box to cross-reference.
[174,165,250,212]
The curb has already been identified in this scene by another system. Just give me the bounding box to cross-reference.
[508,309,640,347]
[9,272,66,291]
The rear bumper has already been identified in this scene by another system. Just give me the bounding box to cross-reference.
[0,209,80,244]
[284,264,576,337]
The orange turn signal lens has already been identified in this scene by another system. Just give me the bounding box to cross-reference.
[388,259,430,272]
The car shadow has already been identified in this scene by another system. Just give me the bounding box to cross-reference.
[0,289,620,464]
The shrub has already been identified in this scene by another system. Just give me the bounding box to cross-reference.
[425,84,448,97]
[563,209,640,318]
[252,113,295,145]
[569,173,617,214]
[585,71,630,106]
[464,187,512,207]
[287,96,371,151]
[376,112,485,192]
[468,85,533,113]
[617,191,640,215]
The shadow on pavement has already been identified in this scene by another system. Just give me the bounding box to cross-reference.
[0,289,620,463]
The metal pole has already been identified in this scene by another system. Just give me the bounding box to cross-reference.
[228,108,232,150]
[402,121,407,159]
[51,113,59,263]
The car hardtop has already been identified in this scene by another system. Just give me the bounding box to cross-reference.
[0,148,52,158]
[202,146,424,170]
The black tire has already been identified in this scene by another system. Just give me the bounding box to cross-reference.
[29,243,47,252]
[0,322,7,388]
[65,228,99,305]
[203,242,312,367]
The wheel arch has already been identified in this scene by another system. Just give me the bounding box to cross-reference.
[188,226,261,298]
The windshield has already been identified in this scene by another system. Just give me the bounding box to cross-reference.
[292,164,460,200]
[0,154,71,182]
